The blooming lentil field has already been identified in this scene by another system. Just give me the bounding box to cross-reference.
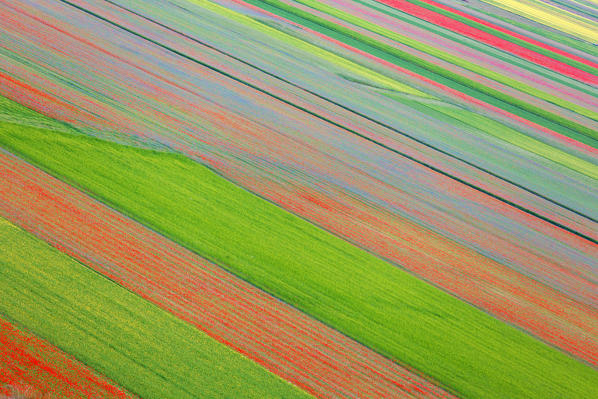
[1,0,597,398]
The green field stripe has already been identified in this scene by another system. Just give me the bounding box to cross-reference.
[290,0,598,122]
[0,219,312,399]
[2,116,597,399]
[239,0,598,143]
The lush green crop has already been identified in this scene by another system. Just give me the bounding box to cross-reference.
[0,218,311,399]
[1,108,596,399]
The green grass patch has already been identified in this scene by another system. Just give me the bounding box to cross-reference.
[0,218,311,399]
